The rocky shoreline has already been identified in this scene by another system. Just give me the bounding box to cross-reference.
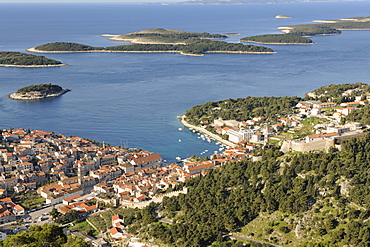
[8,89,70,100]
[240,40,314,45]
[0,63,67,68]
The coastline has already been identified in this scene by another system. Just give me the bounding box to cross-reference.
[205,51,277,54]
[27,47,276,56]
[8,88,70,100]
[0,63,67,68]
[105,36,187,45]
[179,115,236,148]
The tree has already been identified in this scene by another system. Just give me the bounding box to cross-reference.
[1,224,67,247]
[50,207,62,221]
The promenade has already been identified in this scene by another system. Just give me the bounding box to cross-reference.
[180,115,236,148]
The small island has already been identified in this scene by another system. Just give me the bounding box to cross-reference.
[103,28,227,44]
[27,28,275,56]
[279,16,370,36]
[241,16,370,46]
[8,83,70,100]
[275,14,291,19]
[240,34,313,45]
[0,51,66,68]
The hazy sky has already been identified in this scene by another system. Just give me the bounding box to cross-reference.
[0,0,160,2]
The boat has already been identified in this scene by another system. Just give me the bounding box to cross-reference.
[178,128,183,131]
[176,157,181,161]
[178,139,182,142]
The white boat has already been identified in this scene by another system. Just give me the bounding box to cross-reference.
[205,150,208,152]
[178,139,182,142]
[176,157,181,160]
[178,128,183,131]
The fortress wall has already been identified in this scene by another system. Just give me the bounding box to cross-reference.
[281,139,334,153]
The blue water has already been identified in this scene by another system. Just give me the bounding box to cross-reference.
[0,2,369,162]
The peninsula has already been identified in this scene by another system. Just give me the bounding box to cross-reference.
[0,51,65,67]
[28,28,275,56]
[8,83,70,100]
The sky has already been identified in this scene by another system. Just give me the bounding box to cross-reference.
[0,0,157,2]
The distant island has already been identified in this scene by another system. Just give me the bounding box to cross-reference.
[180,0,352,4]
[8,83,70,100]
[28,28,275,56]
[275,15,291,19]
[241,16,370,45]
[0,51,66,67]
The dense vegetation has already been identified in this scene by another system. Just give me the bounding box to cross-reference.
[0,224,90,247]
[288,25,341,37]
[184,96,301,125]
[286,17,370,36]
[0,51,62,66]
[305,82,368,101]
[34,41,274,55]
[35,42,98,51]
[123,133,370,246]
[16,83,63,94]
[117,28,227,43]
[345,104,370,125]
[240,34,313,44]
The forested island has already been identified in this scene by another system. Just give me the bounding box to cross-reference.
[8,83,70,100]
[240,34,313,45]
[241,16,370,45]
[0,51,65,67]
[29,40,274,56]
[103,28,227,44]
[28,28,275,56]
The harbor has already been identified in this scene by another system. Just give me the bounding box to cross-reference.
[179,115,236,148]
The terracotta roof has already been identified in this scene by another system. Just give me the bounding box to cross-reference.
[133,153,162,165]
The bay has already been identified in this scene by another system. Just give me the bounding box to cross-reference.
[0,2,369,162]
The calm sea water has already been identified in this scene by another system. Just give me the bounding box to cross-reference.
[0,2,369,161]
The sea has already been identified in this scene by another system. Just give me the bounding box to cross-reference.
[0,1,369,162]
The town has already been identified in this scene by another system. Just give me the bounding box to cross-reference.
[0,83,369,246]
